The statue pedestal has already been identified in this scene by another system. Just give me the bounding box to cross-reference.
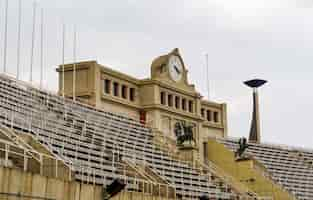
[177,144,198,166]
[235,153,253,162]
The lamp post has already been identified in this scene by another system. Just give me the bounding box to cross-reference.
[244,79,267,143]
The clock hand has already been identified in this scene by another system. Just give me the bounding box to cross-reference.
[174,65,181,74]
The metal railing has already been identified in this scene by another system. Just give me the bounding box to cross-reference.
[214,136,300,200]
[0,108,174,198]
[0,73,244,199]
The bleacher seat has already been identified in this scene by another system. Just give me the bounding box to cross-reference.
[0,75,238,200]
[217,137,313,200]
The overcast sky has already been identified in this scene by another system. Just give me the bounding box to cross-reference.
[0,0,313,149]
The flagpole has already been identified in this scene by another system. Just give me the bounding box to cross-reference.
[40,8,44,88]
[73,26,77,102]
[62,24,65,98]
[30,1,37,83]
[17,0,22,79]
[3,0,9,74]
[204,53,210,100]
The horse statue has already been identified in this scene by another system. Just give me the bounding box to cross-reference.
[174,121,195,146]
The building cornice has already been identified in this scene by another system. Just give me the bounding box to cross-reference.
[142,104,204,121]
[99,64,141,85]
[201,100,225,109]
[139,79,201,98]
[101,94,141,109]
[202,121,224,129]
[56,61,96,72]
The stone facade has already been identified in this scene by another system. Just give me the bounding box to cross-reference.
[57,48,228,162]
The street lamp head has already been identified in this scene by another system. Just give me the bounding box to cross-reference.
[244,79,267,88]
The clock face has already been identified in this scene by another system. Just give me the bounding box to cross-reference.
[169,55,183,82]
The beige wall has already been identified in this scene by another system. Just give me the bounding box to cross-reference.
[57,61,98,105]
[0,166,102,200]
[0,166,175,200]
[140,84,157,107]
[98,99,140,119]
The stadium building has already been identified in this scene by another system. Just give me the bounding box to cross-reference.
[0,48,312,200]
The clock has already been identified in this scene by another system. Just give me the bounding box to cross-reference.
[168,55,183,82]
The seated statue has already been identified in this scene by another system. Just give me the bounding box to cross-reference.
[235,137,249,159]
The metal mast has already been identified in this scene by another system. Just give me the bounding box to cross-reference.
[30,1,37,83]
[62,24,65,98]
[3,0,9,73]
[73,26,77,101]
[204,53,210,100]
[40,8,44,88]
[17,0,22,79]
[244,79,267,143]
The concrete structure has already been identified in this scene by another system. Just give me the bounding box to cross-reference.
[57,48,228,163]
[0,74,240,199]
[0,49,311,200]
[249,89,261,143]
[206,139,295,200]
[217,137,313,200]
[244,79,267,144]
[0,166,175,200]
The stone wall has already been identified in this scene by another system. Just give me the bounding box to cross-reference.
[0,167,175,200]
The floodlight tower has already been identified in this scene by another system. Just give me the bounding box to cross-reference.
[244,79,267,143]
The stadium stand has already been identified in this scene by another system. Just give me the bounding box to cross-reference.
[0,74,244,199]
[215,137,313,200]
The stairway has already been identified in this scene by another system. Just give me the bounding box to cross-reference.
[206,138,296,200]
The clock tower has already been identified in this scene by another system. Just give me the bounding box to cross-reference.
[150,48,195,92]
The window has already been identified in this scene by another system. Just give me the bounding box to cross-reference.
[201,108,205,118]
[168,94,173,107]
[160,92,166,105]
[160,64,166,73]
[214,111,219,123]
[203,142,208,160]
[207,110,212,121]
[113,82,119,97]
[175,96,180,109]
[104,79,111,94]
[121,85,128,99]
[182,98,186,111]
[188,100,193,113]
[130,88,135,102]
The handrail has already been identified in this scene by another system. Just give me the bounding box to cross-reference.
[0,106,166,190]
[123,158,154,184]
[0,74,241,198]
[73,162,167,196]
[213,135,313,157]
[0,109,74,171]
[0,135,66,177]
[0,107,174,197]
[213,137,298,200]
[252,161,297,200]
[151,130,252,199]
[0,123,41,163]
[130,158,175,187]
[198,159,254,197]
